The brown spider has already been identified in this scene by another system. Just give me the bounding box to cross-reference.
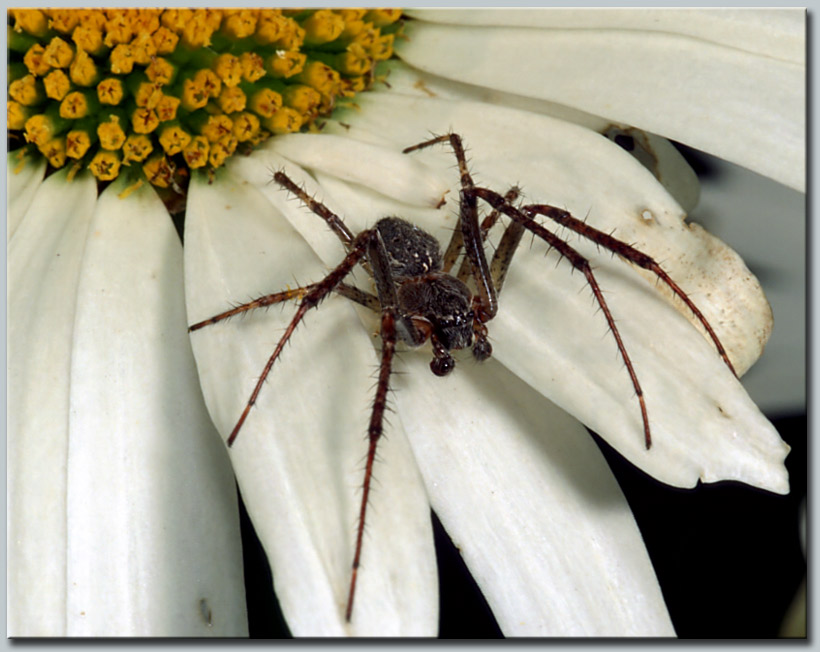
[188,133,735,622]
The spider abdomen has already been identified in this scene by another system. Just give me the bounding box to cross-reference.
[376,217,443,278]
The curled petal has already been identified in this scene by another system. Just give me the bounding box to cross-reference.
[321,93,788,493]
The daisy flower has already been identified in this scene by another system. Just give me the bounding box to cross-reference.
[7,8,803,637]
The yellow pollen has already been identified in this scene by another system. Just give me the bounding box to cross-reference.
[282,84,321,115]
[122,134,153,163]
[155,94,181,122]
[142,154,174,188]
[88,150,121,181]
[44,70,71,101]
[8,101,32,130]
[12,9,49,37]
[231,112,261,142]
[130,32,158,66]
[98,114,127,150]
[199,114,234,143]
[69,49,100,87]
[145,57,176,85]
[221,10,258,39]
[71,25,105,55]
[133,81,163,109]
[43,37,74,69]
[48,10,80,34]
[295,61,341,96]
[66,130,92,159]
[7,7,403,187]
[264,107,303,135]
[97,78,125,105]
[213,53,243,87]
[217,86,246,114]
[159,124,192,155]
[152,26,179,55]
[131,108,160,134]
[239,52,266,83]
[109,43,135,75]
[10,75,44,106]
[266,50,307,79]
[302,10,345,46]
[60,91,94,119]
[248,88,283,118]
[38,136,68,168]
[23,44,51,77]
[103,12,133,48]
[183,135,210,169]
[208,135,238,168]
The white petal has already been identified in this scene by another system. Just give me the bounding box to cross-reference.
[395,354,675,636]
[362,61,701,212]
[325,94,789,493]
[64,178,247,635]
[8,169,98,636]
[184,167,437,636]
[266,133,449,208]
[7,150,46,239]
[398,12,805,190]
[407,8,804,62]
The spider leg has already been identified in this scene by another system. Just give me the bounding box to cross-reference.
[272,170,356,250]
[335,282,380,312]
[523,203,736,377]
[468,186,653,450]
[345,227,424,621]
[456,186,524,291]
[345,304,398,623]
[188,285,317,332]
[403,134,498,359]
[216,231,372,447]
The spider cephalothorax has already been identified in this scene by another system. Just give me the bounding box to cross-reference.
[189,133,735,623]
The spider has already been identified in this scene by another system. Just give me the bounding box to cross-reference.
[188,133,736,623]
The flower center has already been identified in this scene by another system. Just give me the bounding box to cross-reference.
[8,8,402,188]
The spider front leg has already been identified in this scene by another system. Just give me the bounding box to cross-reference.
[189,231,371,446]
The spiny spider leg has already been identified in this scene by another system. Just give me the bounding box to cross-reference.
[188,285,317,332]
[344,231,399,621]
[456,186,525,292]
[272,171,355,249]
[522,204,737,377]
[403,134,498,324]
[218,231,371,446]
[467,185,652,449]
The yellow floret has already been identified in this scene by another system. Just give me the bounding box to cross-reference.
[97,114,127,150]
[23,44,51,77]
[122,134,154,163]
[43,37,75,69]
[44,70,71,101]
[97,78,125,105]
[182,135,210,168]
[69,48,100,86]
[88,150,121,181]
[66,130,93,159]
[158,124,192,155]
